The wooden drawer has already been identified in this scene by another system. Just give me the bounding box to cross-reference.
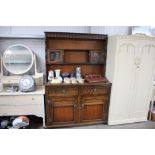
[80,86,109,95]
[47,87,78,96]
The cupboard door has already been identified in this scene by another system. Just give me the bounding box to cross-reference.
[131,43,155,120]
[46,96,78,126]
[108,43,136,124]
[80,95,108,123]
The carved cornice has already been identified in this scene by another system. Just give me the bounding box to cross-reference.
[45,32,108,40]
[114,34,155,41]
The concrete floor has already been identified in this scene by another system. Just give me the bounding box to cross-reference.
[2,116,155,129]
[28,116,155,129]
[68,121,155,129]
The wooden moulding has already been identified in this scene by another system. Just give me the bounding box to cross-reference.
[45,32,108,40]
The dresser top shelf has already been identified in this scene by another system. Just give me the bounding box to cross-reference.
[45,82,111,86]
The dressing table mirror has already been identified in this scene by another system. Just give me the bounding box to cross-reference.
[3,44,33,75]
[0,44,43,86]
[0,44,45,127]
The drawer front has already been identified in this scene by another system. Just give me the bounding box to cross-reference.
[2,78,19,84]
[0,104,42,117]
[47,87,78,96]
[0,95,43,106]
[80,86,109,95]
[0,95,43,117]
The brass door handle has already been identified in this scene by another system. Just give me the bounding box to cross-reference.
[81,103,85,108]
[74,104,77,108]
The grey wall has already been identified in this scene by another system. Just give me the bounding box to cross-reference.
[90,26,131,35]
[0,26,131,75]
[0,26,90,37]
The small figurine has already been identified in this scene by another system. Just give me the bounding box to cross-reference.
[70,72,75,78]
[76,67,81,78]
[50,69,62,84]
[48,70,54,81]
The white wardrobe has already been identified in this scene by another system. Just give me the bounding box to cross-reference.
[106,34,155,125]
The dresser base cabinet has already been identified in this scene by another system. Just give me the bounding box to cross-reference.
[45,83,111,128]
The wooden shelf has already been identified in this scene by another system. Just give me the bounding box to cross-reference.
[46,62,104,65]
[45,82,111,86]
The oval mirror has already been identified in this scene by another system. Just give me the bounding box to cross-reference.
[3,44,33,75]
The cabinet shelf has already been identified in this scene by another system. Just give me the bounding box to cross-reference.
[45,81,111,86]
[46,62,105,65]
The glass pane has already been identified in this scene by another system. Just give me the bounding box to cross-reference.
[4,45,33,74]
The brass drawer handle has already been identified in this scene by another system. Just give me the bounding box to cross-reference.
[62,89,66,94]
[93,88,97,92]
[89,88,96,93]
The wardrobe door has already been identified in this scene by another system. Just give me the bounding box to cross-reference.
[108,42,136,124]
[131,42,155,120]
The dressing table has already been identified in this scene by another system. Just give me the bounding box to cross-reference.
[0,44,45,127]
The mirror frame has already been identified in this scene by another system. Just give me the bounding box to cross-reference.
[3,44,34,75]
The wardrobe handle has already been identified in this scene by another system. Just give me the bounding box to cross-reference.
[134,58,141,66]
